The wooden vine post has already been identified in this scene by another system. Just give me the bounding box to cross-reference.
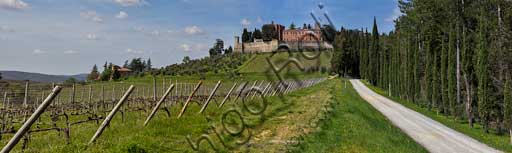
[177,81,202,118]
[89,85,135,144]
[0,86,62,153]
[199,81,221,113]
[144,84,175,126]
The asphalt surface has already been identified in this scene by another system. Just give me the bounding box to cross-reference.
[350,79,502,153]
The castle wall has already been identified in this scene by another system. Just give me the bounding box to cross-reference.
[234,39,279,53]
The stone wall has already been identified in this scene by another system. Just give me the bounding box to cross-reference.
[234,39,279,53]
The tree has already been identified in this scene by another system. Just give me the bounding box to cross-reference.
[123,60,129,68]
[100,63,113,81]
[225,46,233,54]
[290,23,296,30]
[504,77,512,144]
[262,24,277,41]
[242,28,252,42]
[111,67,121,81]
[368,17,380,85]
[253,29,263,40]
[477,5,492,132]
[87,65,100,81]
[146,58,152,71]
[63,77,77,86]
[183,56,191,64]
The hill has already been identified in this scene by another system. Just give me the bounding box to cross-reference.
[237,51,332,74]
[0,71,87,83]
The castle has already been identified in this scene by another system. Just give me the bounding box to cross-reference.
[234,22,333,53]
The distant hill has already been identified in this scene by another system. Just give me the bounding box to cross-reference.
[0,71,88,83]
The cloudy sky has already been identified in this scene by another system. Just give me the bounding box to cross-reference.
[0,0,400,75]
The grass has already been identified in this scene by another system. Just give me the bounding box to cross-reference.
[363,80,512,152]
[1,78,429,153]
[237,51,332,74]
[1,77,333,152]
[293,79,428,153]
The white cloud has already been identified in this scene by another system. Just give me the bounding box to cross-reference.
[0,25,14,32]
[86,33,99,40]
[134,26,144,32]
[33,49,44,54]
[241,18,251,27]
[0,0,28,10]
[181,44,191,52]
[257,17,263,23]
[64,50,77,54]
[114,0,146,7]
[116,11,128,19]
[80,11,103,23]
[184,26,204,35]
[385,7,402,22]
[181,43,207,52]
[150,30,160,36]
[125,48,144,54]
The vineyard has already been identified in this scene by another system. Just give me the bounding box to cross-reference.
[0,76,326,152]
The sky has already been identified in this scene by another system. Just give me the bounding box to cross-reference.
[0,0,401,75]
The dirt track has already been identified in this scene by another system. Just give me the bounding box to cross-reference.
[350,79,502,153]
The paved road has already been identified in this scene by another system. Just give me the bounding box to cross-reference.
[350,79,502,153]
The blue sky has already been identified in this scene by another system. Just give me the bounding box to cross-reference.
[0,0,400,75]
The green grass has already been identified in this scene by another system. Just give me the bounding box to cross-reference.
[294,79,428,153]
[2,78,429,153]
[363,81,512,152]
[238,51,332,74]
[2,77,333,152]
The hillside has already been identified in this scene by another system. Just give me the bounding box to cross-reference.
[237,51,332,74]
[0,71,87,83]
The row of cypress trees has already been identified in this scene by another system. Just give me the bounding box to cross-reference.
[333,0,512,137]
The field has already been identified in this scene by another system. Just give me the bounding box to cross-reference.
[0,52,426,152]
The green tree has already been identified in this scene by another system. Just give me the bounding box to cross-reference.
[225,46,233,54]
[146,58,152,71]
[253,29,263,40]
[290,22,296,30]
[242,28,252,42]
[262,24,277,41]
[369,17,380,85]
[504,77,512,144]
[87,65,100,81]
[476,7,491,132]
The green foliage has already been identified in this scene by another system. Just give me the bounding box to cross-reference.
[63,78,77,86]
[242,28,252,43]
[289,22,296,30]
[331,28,361,77]
[87,65,100,81]
[160,53,249,77]
[262,24,277,41]
[253,28,263,40]
[504,78,512,129]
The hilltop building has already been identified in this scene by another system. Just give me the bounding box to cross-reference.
[234,22,333,53]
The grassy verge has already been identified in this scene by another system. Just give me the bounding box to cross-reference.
[291,79,427,153]
[363,81,512,152]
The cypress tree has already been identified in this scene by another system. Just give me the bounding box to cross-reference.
[476,8,491,132]
[504,77,512,144]
[369,17,380,85]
